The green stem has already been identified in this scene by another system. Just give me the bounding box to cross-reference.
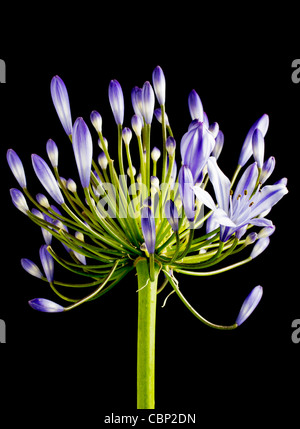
[135,257,160,409]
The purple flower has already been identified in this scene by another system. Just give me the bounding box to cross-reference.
[72,117,93,189]
[250,237,270,259]
[32,154,65,205]
[90,110,102,133]
[108,79,124,125]
[21,258,43,279]
[7,149,27,188]
[193,156,288,242]
[10,188,29,214]
[188,89,204,121]
[50,75,73,136]
[28,298,64,313]
[142,81,155,125]
[141,206,156,254]
[46,139,59,168]
[178,165,195,222]
[39,245,54,283]
[152,65,166,106]
[164,200,179,231]
[238,114,269,167]
[235,286,263,326]
[180,121,215,184]
[131,86,143,119]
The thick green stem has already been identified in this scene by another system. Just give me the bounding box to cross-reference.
[135,257,160,409]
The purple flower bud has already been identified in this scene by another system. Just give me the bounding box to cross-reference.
[257,225,275,239]
[142,81,155,125]
[188,90,204,121]
[260,156,275,184]
[28,298,64,313]
[50,75,73,136]
[46,139,59,168]
[72,117,93,189]
[141,206,156,254]
[152,65,166,106]
[252,128,265,168]
[164,200,179,231]
[39,245,54,283]
[238,114,269,167]
[131,86,143,119]
[32,154,65,205]
[90,110,102,133]
[21,258,43,279]
[108,79,124,125]
[178,166,195,222]
[235,286,263,326]
[98,151,108,170]
[10,188,29,214]
[166,136,176,156]
[250,237,270,259]
[212,130,224,160]
[131,114,143,137]
[154,108,170,125]
[7,149,27,188]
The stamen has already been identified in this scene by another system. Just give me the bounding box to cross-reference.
[249,201,254,207]
[237,194,242,200]
[244,189,248,195]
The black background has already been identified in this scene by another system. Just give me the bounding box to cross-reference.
[0,8,299,425]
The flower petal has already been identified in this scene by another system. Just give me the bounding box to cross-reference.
[193,185,216,211]
[207,157,231,212]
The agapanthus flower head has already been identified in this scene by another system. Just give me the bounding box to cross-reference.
[7,65,287,344]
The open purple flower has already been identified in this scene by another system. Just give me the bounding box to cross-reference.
[193,157,288,242]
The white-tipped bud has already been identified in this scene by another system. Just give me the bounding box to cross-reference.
[36,193,50,209]
[90,110,103,133]
[46,139,59,168]
[257,225,275,239]
[151,147,161,162]
[127,166,136,177]
[122,127,132,145]
[75,231,84,241]
[151,176,160,189]
[131,114,143,137]
[98,137,108,151]
[67,178,77,193]
[98,151,108,170]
